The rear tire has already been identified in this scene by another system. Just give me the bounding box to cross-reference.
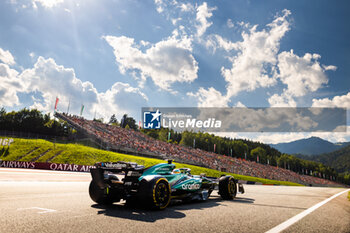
[219,176,237,200]
[89,180,119,205]
[139,177,171,210]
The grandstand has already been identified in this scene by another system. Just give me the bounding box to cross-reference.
[55,112,341,187]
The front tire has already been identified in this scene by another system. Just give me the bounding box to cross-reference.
[139,177,171,210]
[219,176,237,200]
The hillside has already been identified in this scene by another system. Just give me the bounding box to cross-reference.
[0,137,301,186]
[307,145,350,173]
[270,136,349,155]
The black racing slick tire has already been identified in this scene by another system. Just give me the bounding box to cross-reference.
[139,177,171,210]
[218,175,237,200]
[89,180,119,205]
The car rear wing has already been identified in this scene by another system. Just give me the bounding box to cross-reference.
[91,161,145,189]
[94,161,145,173]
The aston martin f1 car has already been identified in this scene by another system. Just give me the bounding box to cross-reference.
[89,160,244,210]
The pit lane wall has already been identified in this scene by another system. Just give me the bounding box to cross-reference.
[0,160,94,172]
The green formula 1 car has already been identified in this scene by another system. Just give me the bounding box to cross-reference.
[89,160,244,210]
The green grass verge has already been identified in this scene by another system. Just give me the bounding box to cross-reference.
[0,137,302,186]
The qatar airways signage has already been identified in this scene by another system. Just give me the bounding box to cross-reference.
[142,107,346,132]
[0,160,94,172]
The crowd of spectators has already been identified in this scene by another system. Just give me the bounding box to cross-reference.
[57,113,340,187]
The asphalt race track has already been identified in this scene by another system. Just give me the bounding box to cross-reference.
[0,168,349,233]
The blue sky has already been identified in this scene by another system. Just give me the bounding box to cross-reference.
[0,0,349,143]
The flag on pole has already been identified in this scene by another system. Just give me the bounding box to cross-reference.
[244,152,247,160]
[168,131,171,141]
[121,116,125,128]
[257,155,259,163]
[66,98,70,114]
[80,104,84,116]
[54,97,59,111]
[267,159,269,165]
[214,144,216,152]
[193,138,196,148]
[230,148,232,157]
[139,121,142,129]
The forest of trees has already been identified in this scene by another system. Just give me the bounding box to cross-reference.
[297,145,350,185]
[0,108,72,137]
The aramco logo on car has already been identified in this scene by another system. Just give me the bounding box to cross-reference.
[143,109,221,130]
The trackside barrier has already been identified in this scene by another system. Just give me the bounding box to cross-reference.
[238,180,279,185]
[0,160,94,172]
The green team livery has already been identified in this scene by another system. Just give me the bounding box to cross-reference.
[89,160,244,210]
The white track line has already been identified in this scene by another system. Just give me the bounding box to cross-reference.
[265,188,350,233]
[17,207,57,214]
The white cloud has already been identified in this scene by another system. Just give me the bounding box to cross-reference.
[222,9,291,98]
[216,129,350,144]
[179,2,194,12]
[155,0,194,15]
[193,9,292,106]
[195,2,216,37]
[216,132,307,144]
[32,0,64,8]
[0,54,148,120]
[206,34,238,52]
[227,19,234,28]
[0,48,15,65]
[104,35,198,91]
[96,82,148,120]
[211,108,317,132]
[235,101,246,107]
[171,17,182,25]
[267,50,336,107]
[19,56,99,114]
[312,92,350,108]
[323,65,337,71]
[194,9,337,109]
[277,50,333,97]
[187,87,229,107]
[0,63,21,107]
[268,92,296,107]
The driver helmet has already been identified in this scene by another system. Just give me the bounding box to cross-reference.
[172,169,181,174]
